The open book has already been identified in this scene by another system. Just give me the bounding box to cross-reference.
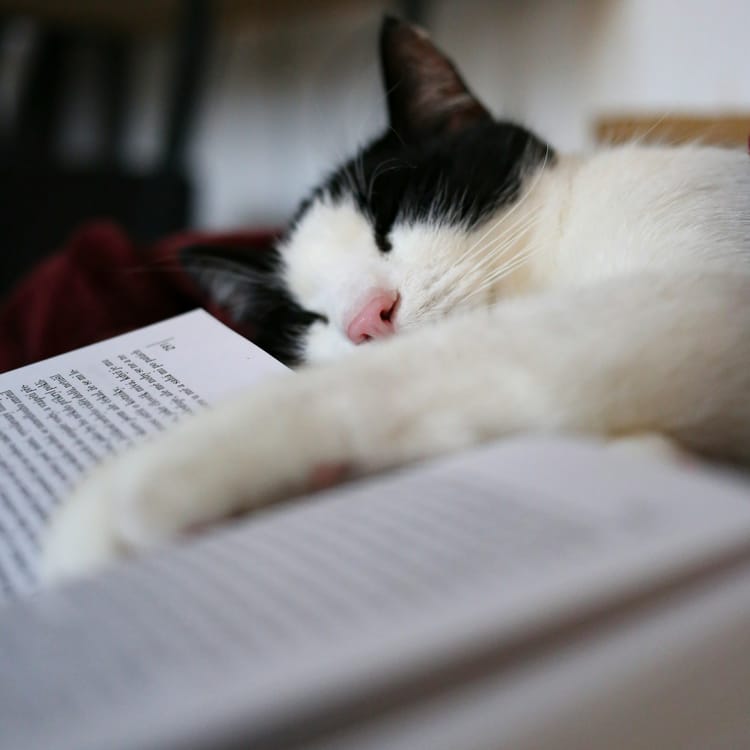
[1,310,749,750]
[0,309,288,596]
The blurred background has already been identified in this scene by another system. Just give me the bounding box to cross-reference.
[0,0,748,297]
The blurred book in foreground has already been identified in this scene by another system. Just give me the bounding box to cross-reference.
[0,310,749,749]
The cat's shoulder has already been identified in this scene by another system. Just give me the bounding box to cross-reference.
[574,141,749,187]
[528,142,750,281]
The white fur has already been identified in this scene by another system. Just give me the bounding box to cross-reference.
[280,145,750,366]
[40,143,750,583]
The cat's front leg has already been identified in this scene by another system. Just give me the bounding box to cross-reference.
[38,381,344,583]
[41,271,750,584]
[40,335,488,584]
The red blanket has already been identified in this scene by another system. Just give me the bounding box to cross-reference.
[0,222,277,373]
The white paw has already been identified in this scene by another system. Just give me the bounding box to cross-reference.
[39,435,239,585]
[38,465,124,585]
[38,437,215,584]
[38,384,344,586]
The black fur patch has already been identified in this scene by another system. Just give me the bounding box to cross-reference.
[179,244,324,366]
[318,121,553,251]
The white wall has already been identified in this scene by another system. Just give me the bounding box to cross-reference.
[431,0,750,151]
[116,0,750,229]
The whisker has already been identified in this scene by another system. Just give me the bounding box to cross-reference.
[462,240,545,303]
[420,218,540,325]
[460,209,541,275]
[451,145,551,268]
[413,203,542,323]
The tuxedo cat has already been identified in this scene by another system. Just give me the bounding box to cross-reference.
[41,17,750,581]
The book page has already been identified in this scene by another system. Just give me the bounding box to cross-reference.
[1,438,749,750]
[0,309,287,597]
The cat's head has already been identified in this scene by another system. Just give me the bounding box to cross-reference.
[184,17,554,366]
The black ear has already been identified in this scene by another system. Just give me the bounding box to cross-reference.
[179,244,284,323]
[179,244,323,366]
[380,16,491,143]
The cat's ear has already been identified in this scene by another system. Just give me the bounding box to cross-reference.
[380,16,491,142]
[179,244,285,323]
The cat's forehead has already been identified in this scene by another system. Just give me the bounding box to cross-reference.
[284,194,374,265]
[292,122,551,245]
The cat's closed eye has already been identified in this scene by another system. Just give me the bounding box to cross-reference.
[375,233,393,253]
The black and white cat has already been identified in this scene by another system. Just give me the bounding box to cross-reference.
[41,17,750,581]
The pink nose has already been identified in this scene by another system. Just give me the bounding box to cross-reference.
[346,291,399,344]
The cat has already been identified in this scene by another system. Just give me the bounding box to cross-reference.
[40,17,750,582]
